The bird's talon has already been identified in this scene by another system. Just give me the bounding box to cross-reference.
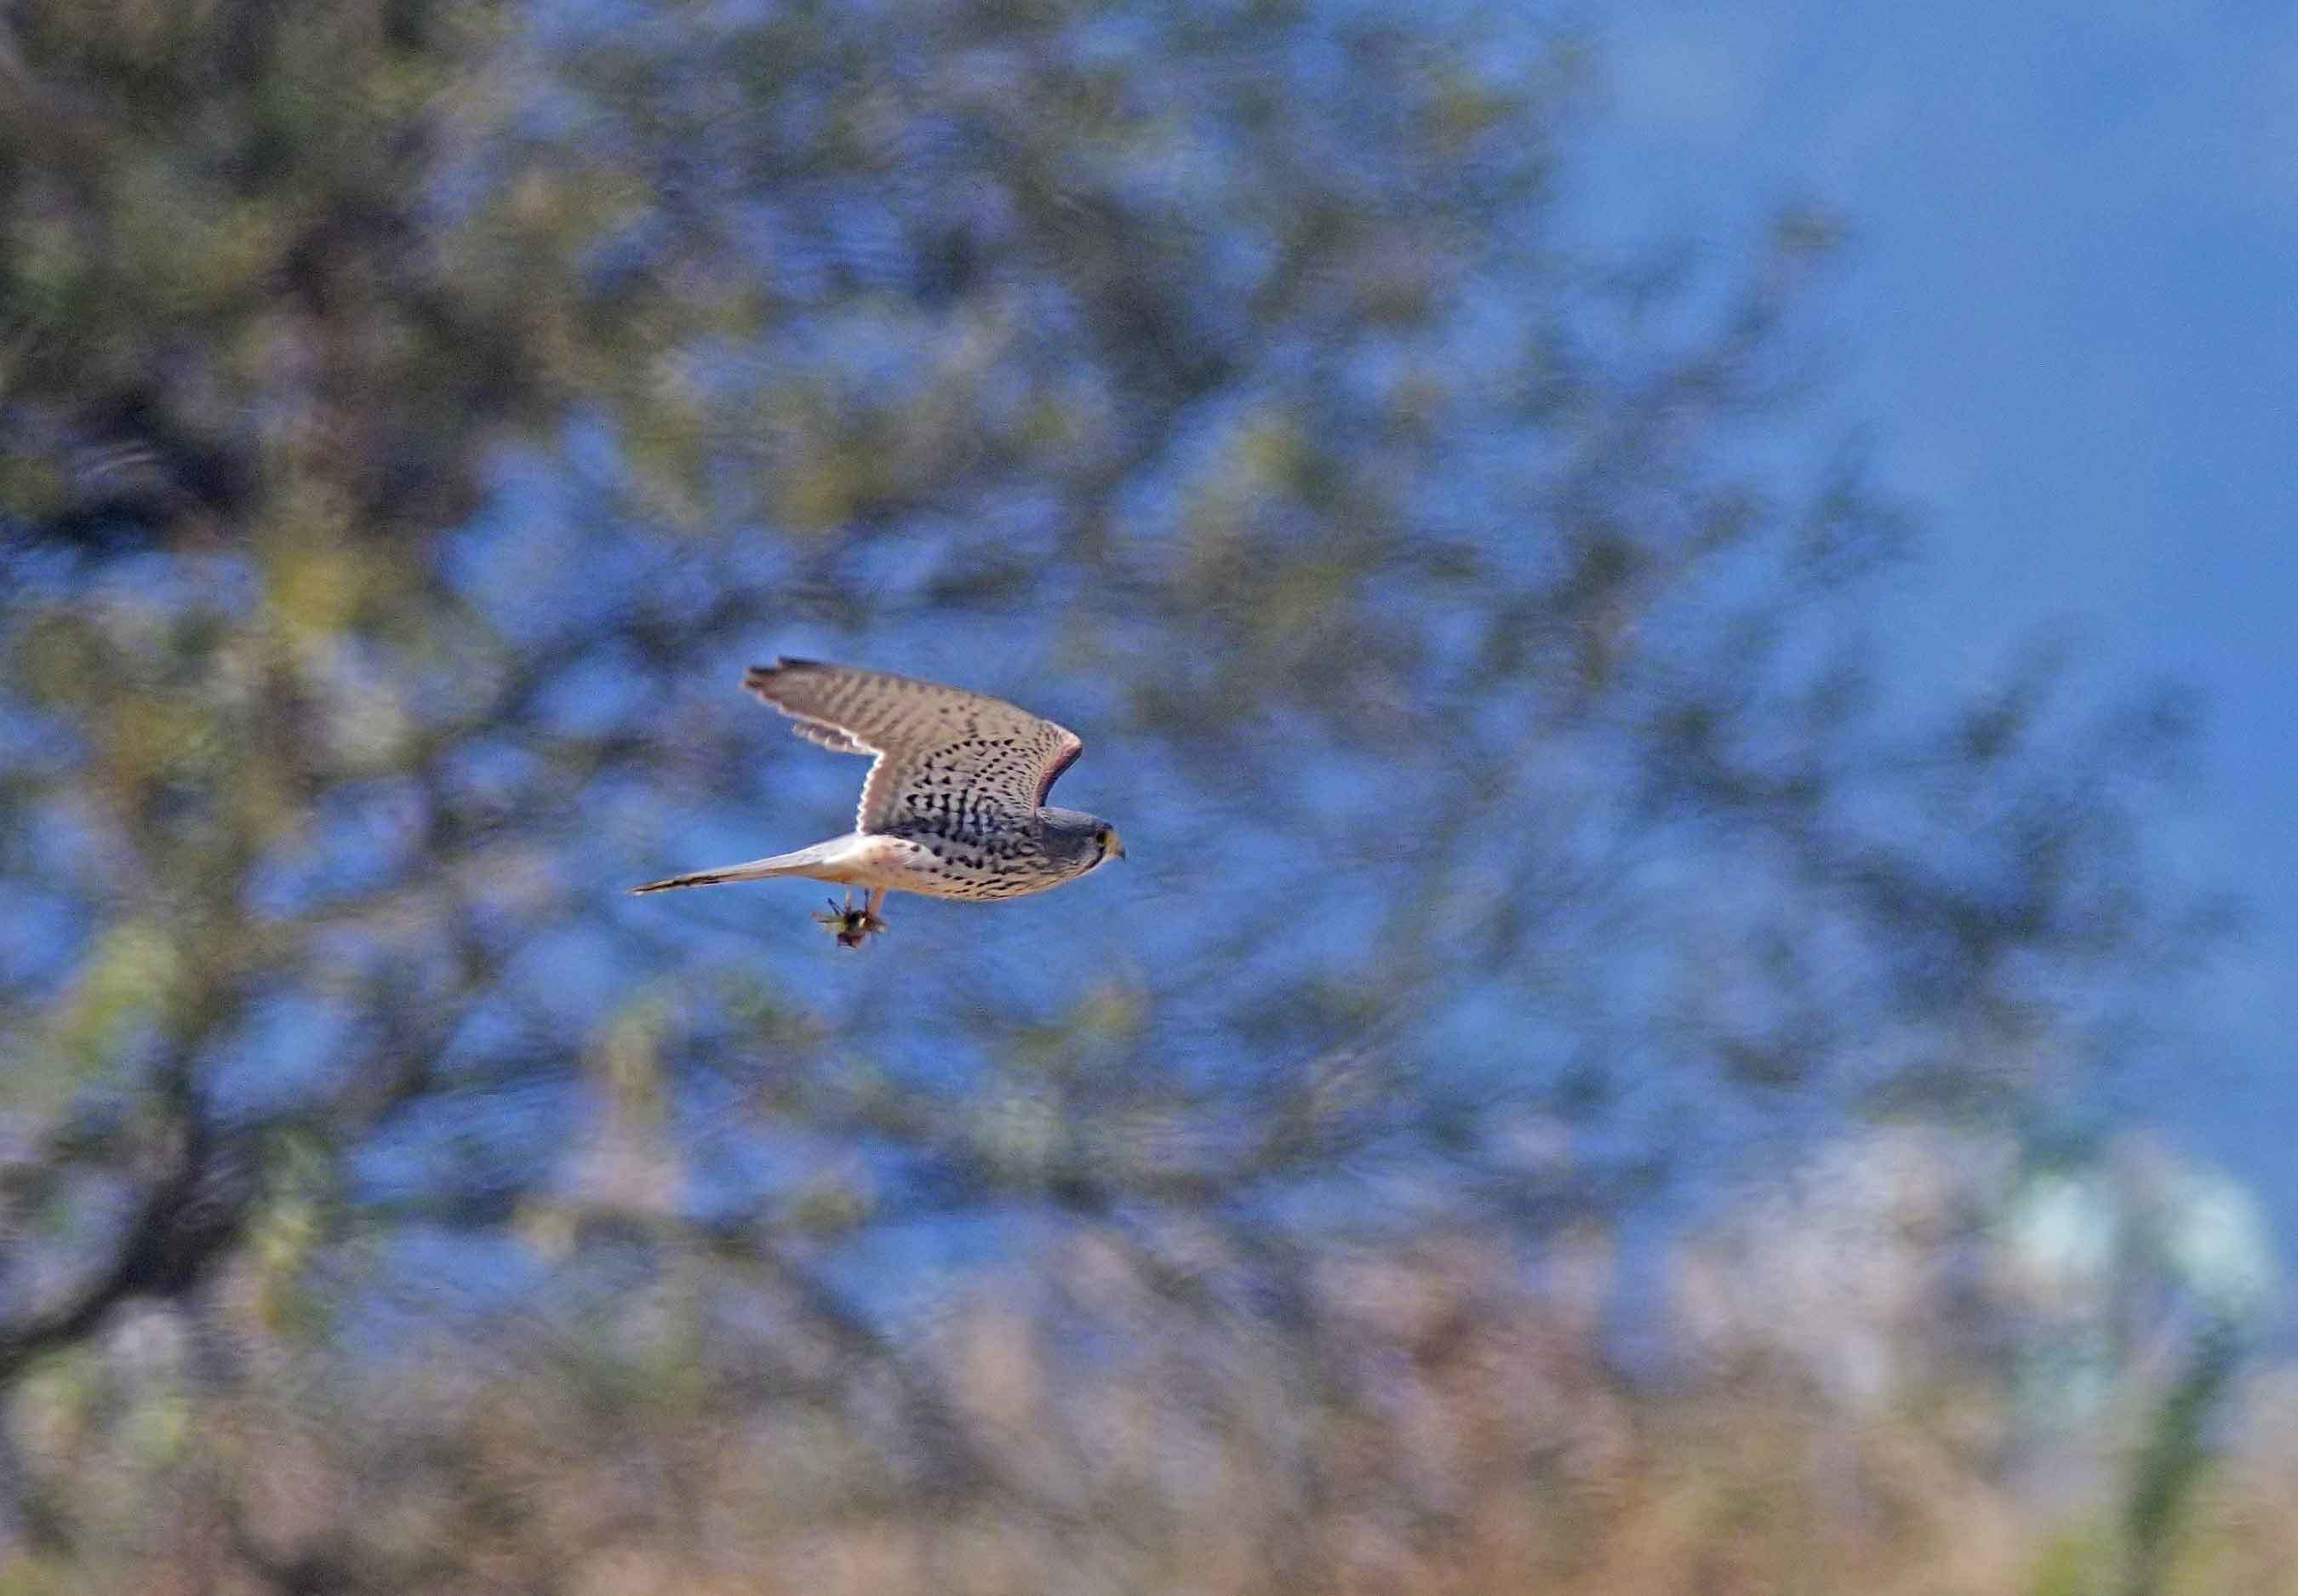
[813,890,887,949]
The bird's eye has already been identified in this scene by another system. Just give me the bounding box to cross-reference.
[1095,828,1112,850]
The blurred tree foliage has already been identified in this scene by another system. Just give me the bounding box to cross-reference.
[0,0,2243,1588]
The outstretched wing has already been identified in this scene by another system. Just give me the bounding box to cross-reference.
[743,658,1084,836]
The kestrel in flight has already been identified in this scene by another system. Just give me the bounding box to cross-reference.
[632,659,1124,947]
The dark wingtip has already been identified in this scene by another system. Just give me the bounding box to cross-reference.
[630,873,699,894]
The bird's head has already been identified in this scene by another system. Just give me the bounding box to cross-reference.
[1042,808,1126,873]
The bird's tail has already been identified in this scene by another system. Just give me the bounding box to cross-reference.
[629,840,849,895]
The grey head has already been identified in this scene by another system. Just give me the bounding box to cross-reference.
[1039,806,1127,875]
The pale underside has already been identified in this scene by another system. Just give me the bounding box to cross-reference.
[764,832,1043,899]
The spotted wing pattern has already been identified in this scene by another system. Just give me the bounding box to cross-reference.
[742,659,1083,839]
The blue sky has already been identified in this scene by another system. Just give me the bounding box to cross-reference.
[9,0,2285,1331]
[1580,1,2297,1240]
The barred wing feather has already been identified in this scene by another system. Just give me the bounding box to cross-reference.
[741,659,1084,837]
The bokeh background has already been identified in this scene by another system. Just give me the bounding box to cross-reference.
[2,3,2292,1593]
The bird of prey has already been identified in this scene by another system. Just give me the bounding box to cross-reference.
[631,659,1124,947]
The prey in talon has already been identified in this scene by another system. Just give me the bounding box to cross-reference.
[631,659,1124,950]
[814,891,889,950]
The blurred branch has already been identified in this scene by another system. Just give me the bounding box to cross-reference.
[0,1064,250,1387]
